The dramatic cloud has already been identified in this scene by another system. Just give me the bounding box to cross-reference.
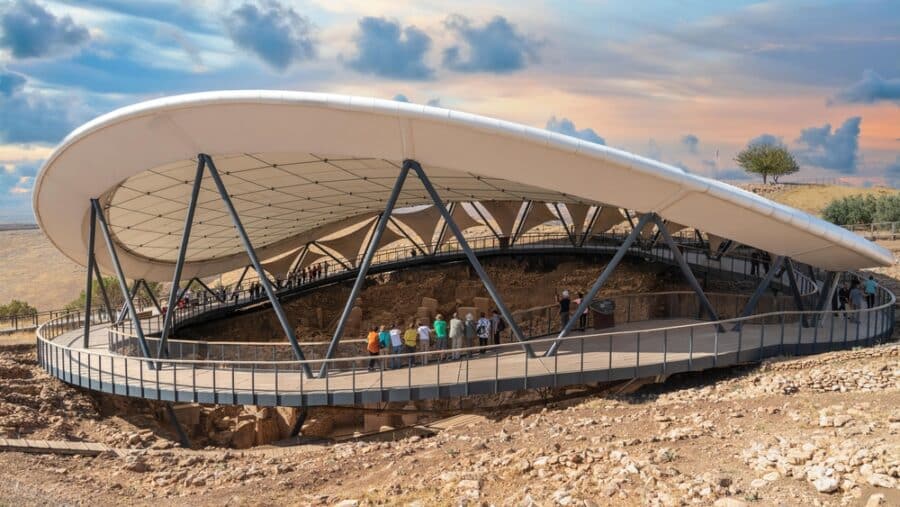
[442,15,540,73]
[0,69,26,96]
[748,133,785,147]
[832,70,900,105]
[545,117,605,145]
[0,159,40,221]
[681,134,699,154]
[795,117,861,173]
[345,17,433,80]
[224,0,316,71]
[886,157,900,187]
[0,0,90,58]
[0,70,87,143]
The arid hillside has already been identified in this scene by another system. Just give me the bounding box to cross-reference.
[0,229,85,310]
[740,184,900,217]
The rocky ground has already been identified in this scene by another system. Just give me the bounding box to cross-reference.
[0,338,896,506]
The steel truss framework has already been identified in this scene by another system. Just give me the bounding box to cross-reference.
[81,156,828,381]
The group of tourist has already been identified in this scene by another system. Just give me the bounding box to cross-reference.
[833,275,878,323]
[365,311,508,371]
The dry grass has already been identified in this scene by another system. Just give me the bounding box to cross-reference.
[0,230,85,310]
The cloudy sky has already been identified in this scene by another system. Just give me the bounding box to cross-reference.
[1,0,898,222]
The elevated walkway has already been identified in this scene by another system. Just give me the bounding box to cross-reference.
[34,235,894,407]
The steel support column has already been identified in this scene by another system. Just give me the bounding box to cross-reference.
[318,164,411,377]
[91,199,153,359]
[813,271,839,327]
[433,203,453,253]
[653,214,722,327]
[472,203,502,241]
[116,279,140,324]
[389,217,428,256]
[203,154,313,377]
[408,159,536,357]
[545,213,653,357]
[139,280,162,314]
[311,241,353,271]
[193,277,225,302]
[732,255,785,331]
[784,258,809,327]
[157,158,205,359]
[229,265,250,300]
[92,261,114,322]
[82,203,97,347]
[511,201,534,245]
[579,206,601,247]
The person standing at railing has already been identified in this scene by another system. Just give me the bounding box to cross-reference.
[367,326,380,371]
[490,309,503,346]
[389,323,403,369]
[865,276,877,308]
[849,280,865,324]
[835,280,850,319]
[403,322,418,367]
[556,290,571,329]
[378,326,391,367]
[750,251,760,277]
[476,313,491,354]
[417,320,432,365]
[433,314,448,361]
[464,313,477,358]
[573,292,588,331]
[323,261,329,278]
[449,313,464,360]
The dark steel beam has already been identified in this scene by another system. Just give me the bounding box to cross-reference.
[318,164,411,377]
[653,214,723,328]
[545,213,653,357]
[92,199,153,360]
[388,216,428,256]
[732,255,785,331]
[203,153,313,378]
[82,203,96,347]
[784,258,809,327]
[409,159,536,358]
[311,241,353,271]
[579,206,601,247]
[92,261,114,322]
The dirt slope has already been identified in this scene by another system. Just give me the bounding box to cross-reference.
[0,341,896,506]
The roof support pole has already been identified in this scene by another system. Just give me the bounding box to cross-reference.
[731,255,785,331]
[177,278,195,301]
[433,203,453,254]
[311,241,353,271]
[553,202,577,246]
[116,279,140,324]
[579,206,601,247]
[91,198,153,360]
[156,157,206,358]
[472,203,502,242]
[92,261,114,323]
[388,217,428,256]
[408,159,536,358]
[652,214,724,330]
[812,271,839,327]
[318,163,411,378]
[202,153,313,378]
[784,258,809,328]
[191,277,224,303]
[82,202,96,348]
[511,201,534,245]
[139,280,162,314]
[545,213,653,357]
[228,265,250,300]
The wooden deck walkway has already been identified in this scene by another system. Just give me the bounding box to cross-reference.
[0,438,111,456]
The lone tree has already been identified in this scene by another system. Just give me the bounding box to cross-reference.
[735,143,799,184]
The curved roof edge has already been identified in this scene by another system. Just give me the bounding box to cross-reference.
[33,90,894,278]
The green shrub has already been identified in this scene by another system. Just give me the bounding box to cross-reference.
[822,194,900,225]
[0,300,37,318]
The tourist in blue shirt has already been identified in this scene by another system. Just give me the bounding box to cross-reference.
[865,276,877,308]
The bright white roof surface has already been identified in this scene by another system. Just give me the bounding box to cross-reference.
[33,91,893,281]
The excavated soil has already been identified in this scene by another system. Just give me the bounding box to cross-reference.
[0,339,896,506]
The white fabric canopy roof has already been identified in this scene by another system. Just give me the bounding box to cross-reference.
[33,90,892,280]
